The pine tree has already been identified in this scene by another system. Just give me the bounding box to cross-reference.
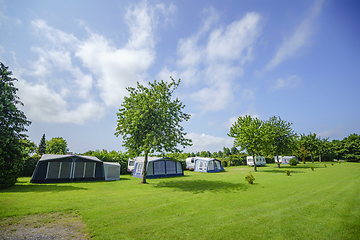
[38,134,46,155]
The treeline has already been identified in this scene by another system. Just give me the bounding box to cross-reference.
[19,132,360,177]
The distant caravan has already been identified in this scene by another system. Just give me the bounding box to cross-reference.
[246,156,266,166]
[274,156,298,164]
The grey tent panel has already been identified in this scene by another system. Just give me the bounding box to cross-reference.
[30,154,105,183]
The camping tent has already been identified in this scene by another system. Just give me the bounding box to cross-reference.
[30,154,119,183]
[132,157,184,179]
[194,157,225,173]
[103,162,121,181]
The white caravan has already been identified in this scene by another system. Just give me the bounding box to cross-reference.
[185,157,196,170]
[274,156,298,164]
[247,156,266,166]
[127,158,136,172]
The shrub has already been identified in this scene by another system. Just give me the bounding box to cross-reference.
[286,170,291,176]
[289,158,297,166]
[332,163,334,166]
[221,160,228,167]
[245,171,255,184]
[324,164,327,168]
[310,166,314,171]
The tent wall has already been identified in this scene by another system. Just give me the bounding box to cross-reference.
[104,162,121,181]
[30,155,105,183]
[194,159,224,173]
[132,159,183,179]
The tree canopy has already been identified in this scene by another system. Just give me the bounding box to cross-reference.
[38,134,46,155]
[228,115,265,171]
[263,116,297,168]
[115,77,192,183]
[0,62,31,188]
[45,137,68,155]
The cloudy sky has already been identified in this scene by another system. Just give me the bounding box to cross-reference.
[1,0,359,153]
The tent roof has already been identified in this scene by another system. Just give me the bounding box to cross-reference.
[103,162,120,166]
[195,157,220,162]
[39,154,102,162]
[134,156,174,163]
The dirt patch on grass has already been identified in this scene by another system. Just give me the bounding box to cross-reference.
[0,212,89,240]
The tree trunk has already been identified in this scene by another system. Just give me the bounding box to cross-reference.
[276,151,280,168]
[141,151,149,184]
[311,151,314,164]
[319,152,322,162]
[253,153,257,172]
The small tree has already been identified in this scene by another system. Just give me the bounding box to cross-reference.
[46,137,68,154]
[0,62,31,188]
[228,115,265,172]
[263,116,297,168]
[300,132,318,164]
[38,134,46,155]
[115,77,192,183]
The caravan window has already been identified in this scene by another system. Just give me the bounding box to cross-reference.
[128,161,135,166]
[191,159,194,163]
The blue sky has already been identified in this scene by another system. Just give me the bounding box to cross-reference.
[1,0,359,153]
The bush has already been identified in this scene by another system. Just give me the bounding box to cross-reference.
[310,166,314,171]
[289,158,297,166]
[286,170,291,176]
[21,155,41,177]
[221,160,228,167]
[245,171,255,184]
[324,164,327,168]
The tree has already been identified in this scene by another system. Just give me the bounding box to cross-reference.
[115,77,192,183]
[317,137,329,162]
[231,146,239,155]
[300,132,318,163]
[223,147,231,156]
[341,133,360,162]
[228,115,265,171]
[38,134,46,155]
[45,137,68,154]
[263,116,297,168]
[0,62,31,188]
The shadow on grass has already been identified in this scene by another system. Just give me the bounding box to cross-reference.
[154,179,249,194]
[261,169,306,174]
[1,184,88,193]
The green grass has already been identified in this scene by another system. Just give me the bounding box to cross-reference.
[1,163,360,239]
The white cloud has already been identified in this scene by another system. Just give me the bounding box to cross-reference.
[264,0,324,71]
[185,133,233,152]
[14,1,172,124]
[270,75,302,90]
[168,10,262,113]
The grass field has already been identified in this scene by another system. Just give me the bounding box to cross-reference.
[1,162,360,239]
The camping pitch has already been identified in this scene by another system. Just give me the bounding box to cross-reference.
[194,157,225,173]
[132,157,184,179]
[30,154,120,183]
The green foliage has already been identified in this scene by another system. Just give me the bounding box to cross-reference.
[38,134,46,155]
[286,170,291,176]
[228,115,265,171]
[223,147,231,156]
[45,137,68,155]
[221,160,228,167]
[310,165,314,171]
[21,154,40,177]
[263,116,297,168]
[245,171,255,184]
[289,158,298,166]
[300,132,318,163]
[81,150,129,175]
[114,77,191,183]
[324,164,326,168]
[0,62,31,188]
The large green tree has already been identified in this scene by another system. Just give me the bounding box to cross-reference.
[0,62,31,188]
[263,116,297,168]
[45,137,68,154]
[228,115,265,171]
[115,77,192,183]
[300,132,318,163]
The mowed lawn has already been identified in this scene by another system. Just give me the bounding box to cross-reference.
[1,162,360,239]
